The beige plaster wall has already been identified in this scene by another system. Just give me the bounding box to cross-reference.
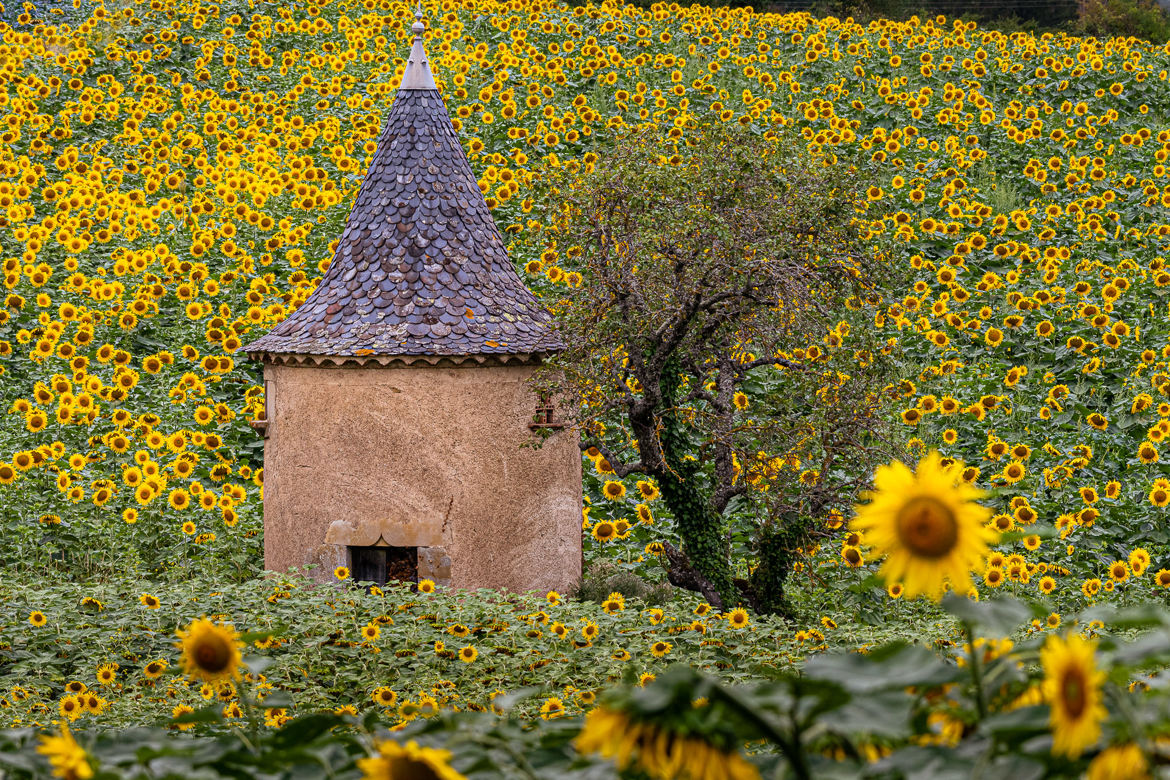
[261,362,582,593]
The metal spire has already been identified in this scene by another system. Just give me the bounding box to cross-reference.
[400,0,437,91]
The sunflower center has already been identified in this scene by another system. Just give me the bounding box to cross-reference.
[1061,669,1087,719]
[387,757,443,780]
[194,638,232,673]
[896,496,959,559]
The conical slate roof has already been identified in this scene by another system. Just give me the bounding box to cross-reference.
[244,11,562,362]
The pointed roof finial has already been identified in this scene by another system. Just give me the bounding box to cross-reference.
[400,0,437,91]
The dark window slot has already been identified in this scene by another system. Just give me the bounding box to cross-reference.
[350,545,418,589]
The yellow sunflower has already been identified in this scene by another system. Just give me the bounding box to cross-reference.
[1087,743,1148,780]
[540,697,565,719]
[602,480,626,500]
[176,618,243,684]
[371,687,398,708]
[357,739,466,780]
[1041,633,1106,758]
[576,706,760,780]
[36,725,92,780]
[726,607,750,628]
[851,451,996,599]
[58,695,83,722]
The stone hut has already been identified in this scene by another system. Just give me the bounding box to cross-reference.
[244,9,582,593]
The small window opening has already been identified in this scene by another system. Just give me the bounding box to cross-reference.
[529,393,565,430]
[350,545,418,589]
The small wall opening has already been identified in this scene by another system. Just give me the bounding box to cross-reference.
[350,545,418,588]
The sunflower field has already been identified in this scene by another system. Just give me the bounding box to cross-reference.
[5,0,1170,775]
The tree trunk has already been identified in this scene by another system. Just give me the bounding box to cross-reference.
[658,361,738,607]
[748,516,807,618]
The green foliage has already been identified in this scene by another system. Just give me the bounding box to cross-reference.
[574,561,674,605]
[658,357,741,607]
[0,702,599,779]
[1078,0,1170,40]
[748,515,811,618]
[0,573,826,731]
[13,595,1170,778]
[525,122,894,613]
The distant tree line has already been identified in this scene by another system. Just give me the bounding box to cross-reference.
[631,0,1170,41]
[766,0,1079,27]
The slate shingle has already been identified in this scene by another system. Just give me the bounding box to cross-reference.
[245,69,562,359]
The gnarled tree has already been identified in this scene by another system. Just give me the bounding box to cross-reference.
[527,123,895,614]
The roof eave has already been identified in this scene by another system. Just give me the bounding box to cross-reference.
[245,350,558,368]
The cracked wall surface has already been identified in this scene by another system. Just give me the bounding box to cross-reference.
[261,362,583,593]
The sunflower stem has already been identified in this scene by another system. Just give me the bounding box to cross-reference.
[963,621,988,722]
[238,675,261,750]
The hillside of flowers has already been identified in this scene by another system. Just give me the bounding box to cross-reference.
[5,0,1170,774]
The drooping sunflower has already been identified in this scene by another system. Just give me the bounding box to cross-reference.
[176,618,243,684]
[851,452,996,599]
[357,738,466,780]
[1041,633,1106,758]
